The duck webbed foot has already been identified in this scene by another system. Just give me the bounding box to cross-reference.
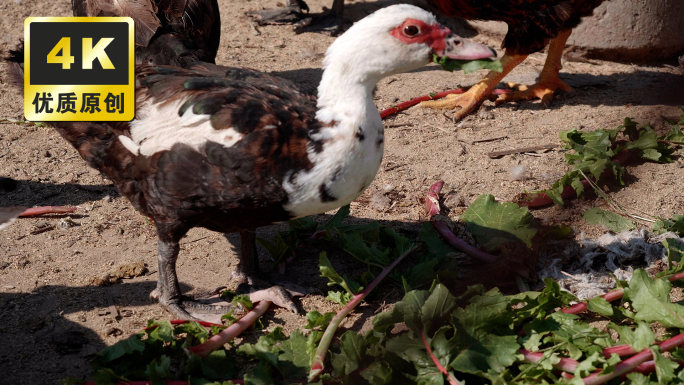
[151,239,243,323]
[232,230,304,314]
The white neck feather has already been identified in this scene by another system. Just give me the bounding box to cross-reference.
[281,4,439,218]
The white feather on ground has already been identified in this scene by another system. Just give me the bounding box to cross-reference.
[536,229,683,299]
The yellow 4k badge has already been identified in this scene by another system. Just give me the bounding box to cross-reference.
[24,17,134,121]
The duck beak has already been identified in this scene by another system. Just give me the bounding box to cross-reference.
[440,34,497,60]
[429,25,497,60]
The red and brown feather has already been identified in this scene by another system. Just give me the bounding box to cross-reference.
[427,0,605,55]
[71,0,220,66]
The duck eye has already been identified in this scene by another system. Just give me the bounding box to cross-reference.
[403,25,420,36]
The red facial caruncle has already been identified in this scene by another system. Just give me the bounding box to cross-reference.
[390,18,451,54]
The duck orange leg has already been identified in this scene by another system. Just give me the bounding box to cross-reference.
[420,53,527,121]
[495,29,573,107]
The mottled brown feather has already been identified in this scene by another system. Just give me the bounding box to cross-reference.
[427,0,606,55]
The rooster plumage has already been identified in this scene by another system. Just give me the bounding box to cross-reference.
[420,0,606,120]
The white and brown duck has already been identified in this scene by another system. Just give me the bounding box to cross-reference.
[6,4,496,320]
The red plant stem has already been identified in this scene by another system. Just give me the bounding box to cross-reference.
[83,380,222,385]
[186,300,271,358]
[602,343,640,358]
[308,245,417,382]
[380,89,466,119]
[582,349,654,385]
[378,88,509,119]
[519,349,579,373]
[519,149,635,209]
[426,181,529,277]
[563,271,684,315]
[83,379,337,385]
[582,334,684,385]
[422,329,461,385]
[562,288,625,315]
[18,206,76,217]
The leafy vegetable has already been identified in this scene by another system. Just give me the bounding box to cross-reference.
[653,215,684,236]
[542,118,679,205]
[460,194,538,250]
[432,54,503,74]
[583,207,636,232]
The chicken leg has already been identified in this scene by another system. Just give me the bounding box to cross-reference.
[248,0,344,36]
[420,29,573,121]
[420,53,527,121]
[495,30,573,107]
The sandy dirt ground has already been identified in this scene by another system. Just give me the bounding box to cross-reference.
[1,0,684,383]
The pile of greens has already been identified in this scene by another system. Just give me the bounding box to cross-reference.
[70,199,684,385]
[543,113,684,206]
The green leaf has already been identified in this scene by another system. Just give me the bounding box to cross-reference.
[304,311,335,330]
[653,215,684,236]
[340,231,391,267]
[574,351,601,377]
[319,252,361,295]
[586,296,614,317]
[92,368,129,385]
[626,372,658,385]
[193,350,235,380]
[145,355,172,382]
[373,290,430,333]
[176,321,210,344]
[320,205,350,230]
[607,322,655,352]
[449,334,519,376]
[232,294,253,311]
[221,310,237,326]
[279,330,310,378]
[359,360,392,385]
[432,54,503,74]
[331,331,366,376]
[653,346,679,384]
[419,222,455,258]
[420,284,458,334]
[96,333,146,362]
[148,320,174,342]
[583,208,635,232]
[325,290,354,306]
[624,269,684,328]
[663,238,684,269]
[460,194,538,251]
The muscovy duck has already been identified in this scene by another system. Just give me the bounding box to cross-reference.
[6,4,496,320]
[72,0,221,66]
[420,0,606,121]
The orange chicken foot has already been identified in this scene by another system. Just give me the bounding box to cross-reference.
[420,53,527,121]
[495,30,573,107]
